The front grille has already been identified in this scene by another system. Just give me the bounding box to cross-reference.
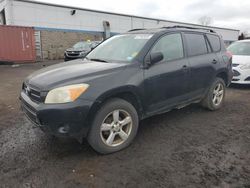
[66,51,80,57]
[233,70,241,77]
[232,78,240,81]
[21,99,39,125]
[23,83,43,103]
[232,64,239,67]
[245,77,250,81]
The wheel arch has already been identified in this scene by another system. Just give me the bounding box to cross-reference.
[216,71,228,85]
[83,86,144,137]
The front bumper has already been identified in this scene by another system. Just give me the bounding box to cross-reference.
[64,55,79,61]
[231,68,250,84]
[20,91,93,139]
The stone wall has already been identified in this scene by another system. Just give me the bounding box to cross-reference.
[40,30,103,60]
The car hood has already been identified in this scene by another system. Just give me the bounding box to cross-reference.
[25,60,127,90]
[66,48,87,52]
[232,55,250,65]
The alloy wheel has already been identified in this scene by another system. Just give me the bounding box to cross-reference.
[100,109,133,147]
[212,83,224,106]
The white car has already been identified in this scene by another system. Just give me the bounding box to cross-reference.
[227,40,250,84]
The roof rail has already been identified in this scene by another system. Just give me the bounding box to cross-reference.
[127,28,146,32]
[162,25,216,33]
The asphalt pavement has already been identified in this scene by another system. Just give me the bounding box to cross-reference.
[0,61,250,188]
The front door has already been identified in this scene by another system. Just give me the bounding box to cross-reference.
[143,33,190,115]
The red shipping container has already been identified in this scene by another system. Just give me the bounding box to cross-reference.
[0,25,36,63]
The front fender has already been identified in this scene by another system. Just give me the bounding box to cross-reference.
[82,85,145,136]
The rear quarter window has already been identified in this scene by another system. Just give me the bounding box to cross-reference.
[207,34,221,52]
[184,33,208,56]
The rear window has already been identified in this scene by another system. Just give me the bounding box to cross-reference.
[185,33,208,56]
[207,34,221,52]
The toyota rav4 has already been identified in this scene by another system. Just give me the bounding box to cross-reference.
[20,26,233,154]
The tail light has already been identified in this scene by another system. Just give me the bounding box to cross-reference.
[223,51,232,65]
[226,51,233,59]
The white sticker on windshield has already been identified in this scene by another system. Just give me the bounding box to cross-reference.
[134,35,153,40]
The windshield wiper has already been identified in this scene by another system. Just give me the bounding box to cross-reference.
[89,58,108,63]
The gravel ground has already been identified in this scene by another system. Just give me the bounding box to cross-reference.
[0,61,250,188]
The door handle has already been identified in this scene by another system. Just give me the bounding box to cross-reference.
[212,59,218,64]
[182,65,188,72]
[182,65,188,69]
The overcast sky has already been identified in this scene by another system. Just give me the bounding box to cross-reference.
[35,0,250,32]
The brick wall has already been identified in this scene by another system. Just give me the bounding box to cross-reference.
[40,30,103,60]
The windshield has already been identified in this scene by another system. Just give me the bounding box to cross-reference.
[73,42,91,50]
[86,34,152,62]
[227,42,250,56]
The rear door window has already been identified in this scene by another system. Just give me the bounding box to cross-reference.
[206,34,221,52]
[184,33,208,56]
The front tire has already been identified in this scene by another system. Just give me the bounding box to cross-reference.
[201,77,226,111]
[87,98,139,154]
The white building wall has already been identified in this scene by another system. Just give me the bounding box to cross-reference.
[0,0,5,12]
[0,0,13,25]
[0,0,6,24]
[11,0,133,33]
[1,0,239,41]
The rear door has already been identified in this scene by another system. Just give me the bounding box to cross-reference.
[183,32,218,97]
[206,33,228,69]
[143,32,190,114]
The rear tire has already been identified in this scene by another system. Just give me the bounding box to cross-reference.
[87,98,139,154]
[201,78,226,111]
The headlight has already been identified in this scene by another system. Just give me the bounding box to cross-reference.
[79,52,87,57]
[240,64,250,70]
[45,84,89,104]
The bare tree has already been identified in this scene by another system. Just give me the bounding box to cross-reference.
[243,31,249,37]
[238,33,245,40]
[198,16,213,26]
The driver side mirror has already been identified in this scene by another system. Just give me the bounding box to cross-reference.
[145,52,163,67]
[150,52,163,64]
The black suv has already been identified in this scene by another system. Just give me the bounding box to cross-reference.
[20,26,233,154]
